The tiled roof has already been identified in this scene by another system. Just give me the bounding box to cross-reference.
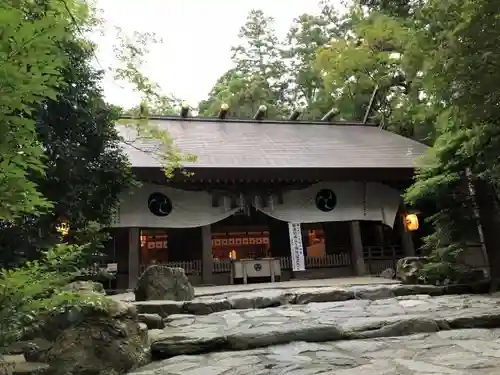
[118,118,428,169]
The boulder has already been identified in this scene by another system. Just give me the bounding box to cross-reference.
[0,355,49,375]
[396,257,429,284]
[379,268,396,280]
[23,339,51,363]
[134,266,194,302]
[23,293,150,374]
[138,313,164,329]
[0,358,14,375]
[62,281,105,295]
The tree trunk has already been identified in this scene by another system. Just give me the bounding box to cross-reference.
[474,181,500,291]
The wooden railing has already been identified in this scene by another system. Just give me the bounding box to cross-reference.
[280,253,351,270]
[363,245,403,275]
[136,246,402,276]
[308,253,351,268]
[213,259,231,273]
[363,245,403,259]
[139,260,202,275]
[213,254,352,273]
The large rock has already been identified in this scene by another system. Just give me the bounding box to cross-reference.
[134,266,194,302]
[0,358,14,375]
[379,268,396,280]
[22,339,51,363]
[23,294,150,374]
[396,257,428,284]
[138,313,164,329]
[0,355,49,375]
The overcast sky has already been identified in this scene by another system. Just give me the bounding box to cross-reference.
[94,0,329,109]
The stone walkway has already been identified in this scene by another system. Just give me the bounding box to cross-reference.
[147,293,500,358]
[112,276,399,302]
[123,280,500,374]
[194,276,400,296]
[131,329,500,374]
[133,283,487,316]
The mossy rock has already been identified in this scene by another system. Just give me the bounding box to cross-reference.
[134,266,194,302]
[395,257,429,284]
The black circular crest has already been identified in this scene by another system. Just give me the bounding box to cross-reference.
[254,263,262,271]
[148,192,172,217]
[315,189,337,212]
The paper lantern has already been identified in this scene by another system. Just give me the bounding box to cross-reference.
[405,213,419,231]
[56,220,70,236]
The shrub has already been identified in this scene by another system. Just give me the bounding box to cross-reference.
[0,243,108,354]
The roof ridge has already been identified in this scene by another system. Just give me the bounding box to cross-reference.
[118,115,378,127]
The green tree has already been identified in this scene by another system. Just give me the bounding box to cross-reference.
[0,243,109,354]
[199,9,288,118]
[0,0,73,220]
[0,0,198,356]
[355,0,500,284]
[283,2,348,119]
[0,0,112,355]
[113,28,196,176]
[358,0,418,18]
[403,0,500,283]
[0,38,135,266]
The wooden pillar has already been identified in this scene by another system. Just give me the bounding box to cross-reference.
[128,227,140,289]
[349,221,365,276]
[323,222,335,255]
[400,214,416,257]
[376,224,385,247]
[201,224,213,285]
[269,219,290,257]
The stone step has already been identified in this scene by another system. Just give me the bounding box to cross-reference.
[147,293,500,359]
[130,328,500,375]
[133,282,489,317]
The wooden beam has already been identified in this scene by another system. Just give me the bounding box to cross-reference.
[321,107,340,121]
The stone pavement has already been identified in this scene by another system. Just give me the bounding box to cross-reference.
[131,329,500,374]
[133,283,487,317]
[112,276,400,302]
[194,276,400,296]
[147,293,500,358]
[123,280,500,374]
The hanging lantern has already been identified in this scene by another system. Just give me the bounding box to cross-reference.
[229,249,237,260]
[404,213,419,231]
[56,219,70,236]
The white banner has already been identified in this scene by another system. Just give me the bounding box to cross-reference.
[288,223,306,272]
[257,182,401,228]
[112,183,239,228]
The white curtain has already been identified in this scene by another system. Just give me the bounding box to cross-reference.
[256,182,401,228]
[112,181,401,229]
[112,183,239,228]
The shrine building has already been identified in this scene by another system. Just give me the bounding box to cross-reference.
[109,108,430,289]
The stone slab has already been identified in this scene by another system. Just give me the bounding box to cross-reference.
[148,293,500,358]
[194,276,401,297]
[130,328,500,374]
[132,283,489,317]
[112,277,401,302]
